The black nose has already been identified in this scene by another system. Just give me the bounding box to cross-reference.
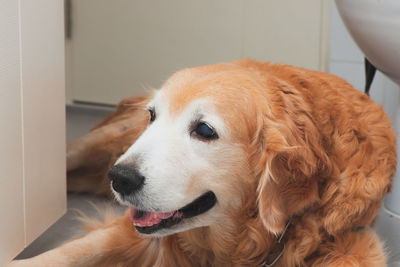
[108,164,145,196]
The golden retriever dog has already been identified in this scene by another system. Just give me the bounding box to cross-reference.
[11,59,396,266]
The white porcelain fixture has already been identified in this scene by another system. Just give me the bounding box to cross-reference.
[335,0,400,216]
[335,0,400,86]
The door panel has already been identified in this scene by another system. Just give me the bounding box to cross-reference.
[0,1,25,265]
[0,0,66,264]
[19,0,67,244]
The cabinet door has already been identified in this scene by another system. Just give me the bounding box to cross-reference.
[68,0,330,105]
[0,0,66,264]
[20,0,66,245]
[0,1,25,265]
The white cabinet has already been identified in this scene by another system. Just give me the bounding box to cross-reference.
[0,0,66,265]
[0,0,25,263]
[67,0,331,105]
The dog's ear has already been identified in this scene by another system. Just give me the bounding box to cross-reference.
[254,91,331,234]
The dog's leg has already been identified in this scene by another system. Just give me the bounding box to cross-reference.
[308,227,386,267]
[67,96,149,173]
[66,97,149,196]
[67,122,147,196]
[67,167,113,196]
[67,118,148,196]
[8,214,158,267]
[66,122,130,196]
[9,227,120,267]
[67,120,131,172]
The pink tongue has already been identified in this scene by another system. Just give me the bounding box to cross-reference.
[130,207,181,227]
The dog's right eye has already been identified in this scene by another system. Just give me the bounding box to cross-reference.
[148,108,156,122]
[191,122,218,141]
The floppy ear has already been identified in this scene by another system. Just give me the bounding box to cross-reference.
[255,92,331,234]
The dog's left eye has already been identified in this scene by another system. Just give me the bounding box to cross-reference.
[191,122,218,140]
[148,108,156,122]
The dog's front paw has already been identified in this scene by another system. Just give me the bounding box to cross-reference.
[7,260,24,267]
[7,259,41,267]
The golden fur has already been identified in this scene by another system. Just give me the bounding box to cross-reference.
[16,60,396,266]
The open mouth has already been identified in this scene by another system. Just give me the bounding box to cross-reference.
[130,191,216,234]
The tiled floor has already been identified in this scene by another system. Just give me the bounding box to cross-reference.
[16,104,400,266]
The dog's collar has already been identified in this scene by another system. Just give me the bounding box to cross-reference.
[260,220,291,267]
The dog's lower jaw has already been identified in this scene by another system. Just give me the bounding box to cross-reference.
[135,207,223,237]
[121,191,218,236]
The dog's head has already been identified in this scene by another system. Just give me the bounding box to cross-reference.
[110,60,330,237]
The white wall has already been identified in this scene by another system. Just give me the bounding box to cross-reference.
[329,1,399,122]
[66,0,330,105]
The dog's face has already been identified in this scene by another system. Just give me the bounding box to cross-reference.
[110,61,325,237]
[110,64,263,236]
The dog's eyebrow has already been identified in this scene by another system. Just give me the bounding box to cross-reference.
[146,106,154,111]
[191,109,204,122]
[145,99,155,109]
[145,103,154,109]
